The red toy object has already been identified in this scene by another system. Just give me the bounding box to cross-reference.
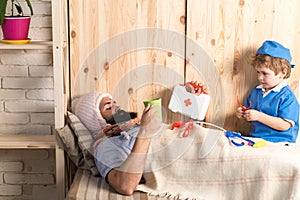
[170,120,194,137]
[237,99,252,112]
[171,121,186,130]
[182,120,194,137]
[186,81,208,95]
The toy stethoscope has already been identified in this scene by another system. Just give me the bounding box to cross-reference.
[225,131,267,148]
[171,120,267,148]
[225,131,254,146]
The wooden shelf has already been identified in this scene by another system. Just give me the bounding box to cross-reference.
[0,135,56,149]
[0,40,53,50]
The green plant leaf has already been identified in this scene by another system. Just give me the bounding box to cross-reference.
[0,0,8,25]
[0,0,33,25]
[14,4,23,16]
[25,0,33,16]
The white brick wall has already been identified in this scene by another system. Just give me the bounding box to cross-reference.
[0,0,54,136]
[0,150,56,199]
[0,0,56,199]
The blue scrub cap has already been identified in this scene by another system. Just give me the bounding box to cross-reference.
[257,40,295,68]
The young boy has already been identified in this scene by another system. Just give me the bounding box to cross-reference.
[236,40,299,143]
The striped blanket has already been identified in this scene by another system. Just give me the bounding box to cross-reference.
[66,169,153,200]
[136,124,300,200]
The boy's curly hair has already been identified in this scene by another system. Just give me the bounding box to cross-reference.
[252,54,291,79]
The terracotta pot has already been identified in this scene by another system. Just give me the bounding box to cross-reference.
[1,16,31,40]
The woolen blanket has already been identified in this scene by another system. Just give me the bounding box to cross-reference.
[136,124,300,200]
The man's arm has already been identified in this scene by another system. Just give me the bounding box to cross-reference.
[107,105,162,195]
[107,135,150,195]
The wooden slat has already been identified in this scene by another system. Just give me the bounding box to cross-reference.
[0,40,52,49]
[0,135,55,149]
[53,0,69,130]
[52,0,68,199]
[56,141,67,200]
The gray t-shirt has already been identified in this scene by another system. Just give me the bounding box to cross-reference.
[94,127,140,179]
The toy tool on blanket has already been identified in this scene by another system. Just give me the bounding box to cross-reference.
[168,84,210,120]
[225,131,267,148]
[168,83,266,148]
[170,120,267,148]
[171,120,194,137]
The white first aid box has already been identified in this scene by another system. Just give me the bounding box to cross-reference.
[168,85,210,120]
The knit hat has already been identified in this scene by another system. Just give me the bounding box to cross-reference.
[257,40,295,68]
[73,92,112,137]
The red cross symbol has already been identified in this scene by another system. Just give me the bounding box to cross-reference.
[184,98,192,107]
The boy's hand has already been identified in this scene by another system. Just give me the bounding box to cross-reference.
[243,109,260,121]
[236,107,244,119]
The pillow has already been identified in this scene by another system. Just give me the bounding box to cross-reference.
[56,124,84,167]
[66,111,100,176]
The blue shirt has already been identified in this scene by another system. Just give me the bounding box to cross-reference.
[94,127,139,179]
[246,82,299,143]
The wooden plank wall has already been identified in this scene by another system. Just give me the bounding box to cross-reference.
[68,0,300,132]
[69,0,186,123]
[186,0,300,132]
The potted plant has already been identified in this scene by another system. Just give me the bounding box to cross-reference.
[0,0,33,41]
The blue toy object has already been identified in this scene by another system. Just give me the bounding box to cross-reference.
[225,131,255,147]
[225,131,267,148]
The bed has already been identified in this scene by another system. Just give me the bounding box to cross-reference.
[57,112,168,200]
[56,110,300,200]
[51,1,300,199]
[66,169,151,200]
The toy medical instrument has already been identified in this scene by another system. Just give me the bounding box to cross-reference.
[252,140,267,148]
[225,131,266,148]
[168,84,210,120]
[170,119,267,148]
[185,81,208,94]
[171,120,194,137]
[237,99,252,112]
[168,83,265,148]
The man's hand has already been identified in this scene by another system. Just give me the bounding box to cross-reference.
[139,105,162,138]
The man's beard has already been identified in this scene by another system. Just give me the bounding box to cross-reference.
[106,110,137,125]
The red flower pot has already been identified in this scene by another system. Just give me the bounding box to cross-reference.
[1,16,31,40]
